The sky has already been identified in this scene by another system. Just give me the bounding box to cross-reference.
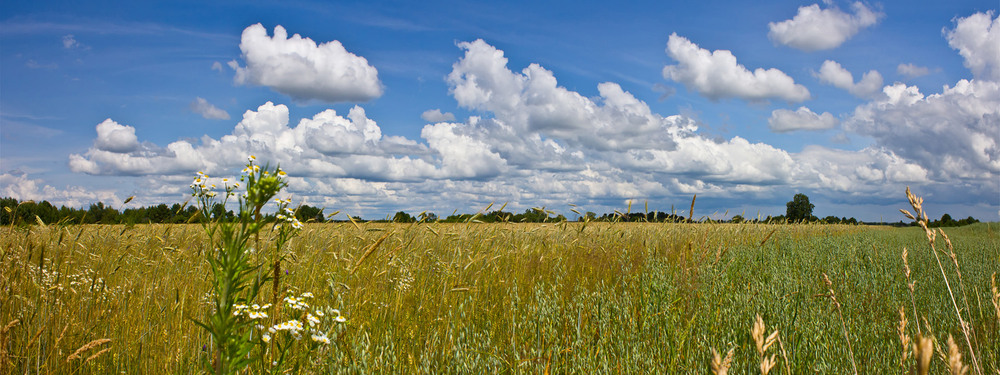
[1,0,998,221]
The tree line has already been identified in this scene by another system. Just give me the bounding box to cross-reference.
[0,196,980,227]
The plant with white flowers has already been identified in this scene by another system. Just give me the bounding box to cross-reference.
[190,156,342,375]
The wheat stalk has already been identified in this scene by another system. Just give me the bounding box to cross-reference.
[83,347,111,365]
[66,338,111,362]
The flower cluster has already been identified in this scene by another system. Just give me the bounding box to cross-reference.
[274,200,304,230]
[190,171,217,198]
[233,303,271,320]
[284,292,313,310]
[191,171,241,200]
[260,291,346,345]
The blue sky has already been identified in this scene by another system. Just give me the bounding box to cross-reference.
[1,0,997,221]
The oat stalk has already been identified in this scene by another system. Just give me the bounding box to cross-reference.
[903,187,982,375]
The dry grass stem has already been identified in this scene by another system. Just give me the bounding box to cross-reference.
[822,273,858,375]
[898,307,912,368]
[991,273,999,323]
[710,347,734,375]
[904,187,982,375]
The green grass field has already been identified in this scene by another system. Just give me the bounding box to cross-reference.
[2,220,998,373]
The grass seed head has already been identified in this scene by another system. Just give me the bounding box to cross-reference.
[946,335,969,375]
[913,334,933,375]
[710,347,734,375]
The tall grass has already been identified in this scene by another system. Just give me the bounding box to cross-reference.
[1,202,997,372]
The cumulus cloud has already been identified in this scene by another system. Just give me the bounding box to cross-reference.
[450,39,692,152]
[1,173,119,207]
[768,107,839,132]
[768,2,883,51]
[190,97,230,120]
[845,80,1000,181]
[944,11,1000,81]
[897,63,931,78]
[230,24,383,103]
[69,102,444,181]
[211,61,224,72]
[815,60,883,98]
[662,34,810,102]
[93,119,140,153]
[421,109,455,122]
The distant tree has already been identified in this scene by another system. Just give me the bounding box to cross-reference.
[730,215,745,224]
[296,204,324,223]
[822,216,841,224]
[419,212,438,222]
[392,211,415,223]
[940,213,954,225]
[785,194,815,223]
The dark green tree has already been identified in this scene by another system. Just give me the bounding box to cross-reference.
[785,193,814,223]
[392,211,415,223]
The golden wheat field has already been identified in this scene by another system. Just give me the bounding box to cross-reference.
[2,212,998,374]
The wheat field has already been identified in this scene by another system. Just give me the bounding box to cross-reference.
[1,218,998,373]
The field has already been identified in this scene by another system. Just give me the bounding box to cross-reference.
[1,219,998,373]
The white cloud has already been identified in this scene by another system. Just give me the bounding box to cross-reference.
[190,97,230,120]
[768,107,840,132]
[421,109,455,122]
[897,63,931,78]
[845,80,1000,181]
[1,173,119,207]
[944,11,1000,81]
[211,61,224,72]
[62,34,78,49]
[94,118,140,153]
[449,39,691,152]
[69,102,445,181]
[815,60,883,98]
[231,24,383,103]
[768,2,882,51]
[662,33,810,102]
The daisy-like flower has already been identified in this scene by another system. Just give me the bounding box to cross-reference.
[334,315,347,323]
[261,333,271,343]
[306,313,320,327]
[248,155,256,162]
[311,332,330,344]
